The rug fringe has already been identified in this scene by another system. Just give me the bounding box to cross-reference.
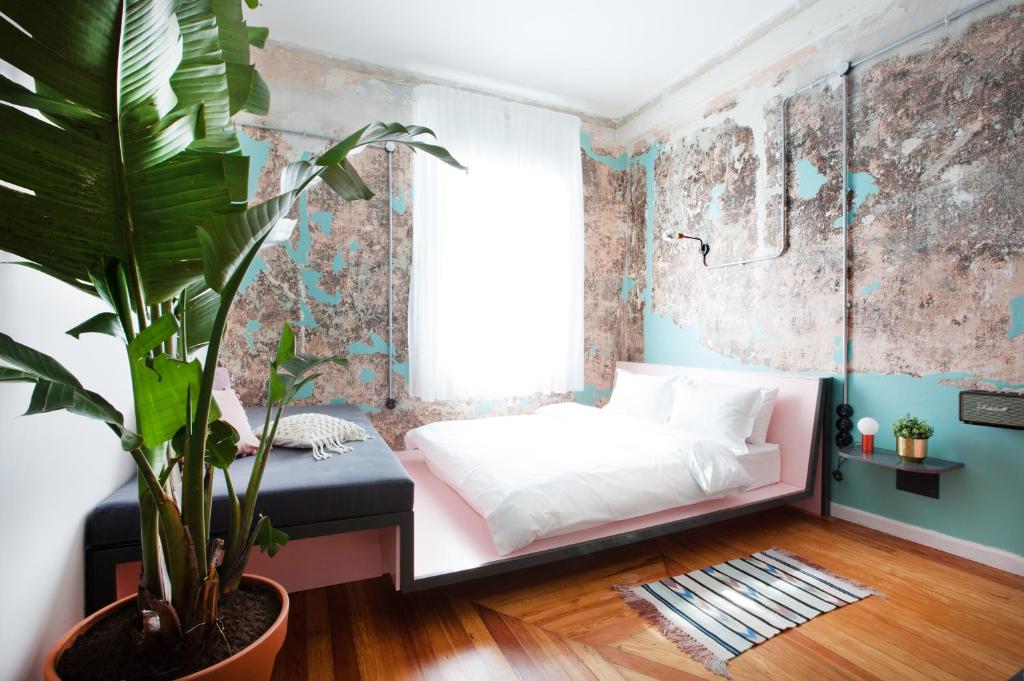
[767,547,886,599]
[613,584,732,679]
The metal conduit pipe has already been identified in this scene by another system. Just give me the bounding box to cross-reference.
[384,142,397,409]
[703,0,997,272]
[235,121,399,407]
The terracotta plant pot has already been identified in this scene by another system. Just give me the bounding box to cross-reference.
[43,574,289,681]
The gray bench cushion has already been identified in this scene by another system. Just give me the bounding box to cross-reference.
[86,405,413,549]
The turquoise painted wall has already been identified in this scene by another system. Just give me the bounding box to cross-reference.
[643,314,1024,554]
[634,143,1024,555]
[629,6,1024,557]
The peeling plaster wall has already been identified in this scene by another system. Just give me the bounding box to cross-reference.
[224,5,1022,554]
[626,2,1024,554]
[222,45,628,448]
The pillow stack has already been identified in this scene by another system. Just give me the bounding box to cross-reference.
[603,369,779,453]
[603,369,677,423]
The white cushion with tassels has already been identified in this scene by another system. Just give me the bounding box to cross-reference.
[271,413,372,460]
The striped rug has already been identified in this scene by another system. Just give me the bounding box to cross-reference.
[615,548,883,678]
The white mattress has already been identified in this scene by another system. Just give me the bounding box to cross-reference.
[740,442,782,490]
[405,403,763,554]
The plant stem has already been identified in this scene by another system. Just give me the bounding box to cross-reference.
[129,447,189,606]
[223,467,240,561]
[187,238,272,575]
[178,287,189,359]
[159,302,173,356]
[239,406,283,546]
[221,402,278,578]
[204,465,214,538]
[137,470,162,596]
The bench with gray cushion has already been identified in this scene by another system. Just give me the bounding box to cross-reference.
[84,405,413,614]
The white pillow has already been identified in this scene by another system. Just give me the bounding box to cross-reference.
[213,388,260,456]
[687,442,753,494]
[667,380,762,453]
[603,369,676,423]
[748,387,780,445]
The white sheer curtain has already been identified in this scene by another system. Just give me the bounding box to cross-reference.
[409,85,584,401]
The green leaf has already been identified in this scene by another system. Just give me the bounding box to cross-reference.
[67,313,125,342]
[315,121,466,174]
[25,378,124,426]
[360,121,436,144]
[280,160,320,194]
[321,161,374,201]
[247,68,270,116]
[247,26,269,48]
[204,419,240,469]
[285,373,317,401]
[6,261,96,296]
[0,332,136,443]
[89,259,134,327]
[173,0,244,154]
[315,125,370,167]
[253,515,288,557]
[402,140,467,171]
[272,353,346,406]
[196,191,300,293]
[0,74,105,122]
[0,0,268,304]
[212,0,269,115]
[126,313,205,445]
[0,367,36,382]
[171,424,190,458]
[181,282,221,352]
[275,323,295,365]
[0,331,87,387]
[128,313,180,361]
[266,324,346,405]
[120,430,145,451]
[132,354,204,446]
[267,369,286,404]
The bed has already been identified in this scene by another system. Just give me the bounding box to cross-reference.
[398,362,830,589]
[406,403,780,554]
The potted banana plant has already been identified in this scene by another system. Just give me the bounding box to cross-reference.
[0,1,462,679]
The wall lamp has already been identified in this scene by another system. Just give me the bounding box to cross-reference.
[661,229,710,266]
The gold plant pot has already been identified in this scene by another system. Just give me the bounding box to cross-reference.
[896,437,928,463]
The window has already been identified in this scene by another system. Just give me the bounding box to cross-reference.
[409,85,584,401]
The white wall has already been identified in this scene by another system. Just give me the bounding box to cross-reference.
[0,260,134,680]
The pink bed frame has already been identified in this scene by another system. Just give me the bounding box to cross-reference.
[111,363,828,599]
[399,362,829,589]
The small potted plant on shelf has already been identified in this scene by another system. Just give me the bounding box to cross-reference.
[0,2,462,679]
[891,414,935,463]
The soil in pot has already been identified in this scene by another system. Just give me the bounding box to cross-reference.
[56,581,280,681]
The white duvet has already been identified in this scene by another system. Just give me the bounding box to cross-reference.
[405,403,753,554]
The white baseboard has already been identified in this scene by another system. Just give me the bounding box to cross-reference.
[830,503,1024,576]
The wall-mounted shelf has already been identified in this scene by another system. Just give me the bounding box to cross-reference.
[836,444,964,498]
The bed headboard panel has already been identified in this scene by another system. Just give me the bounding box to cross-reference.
[615,362,829,514]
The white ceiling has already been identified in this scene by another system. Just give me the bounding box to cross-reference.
[245,0,799,120]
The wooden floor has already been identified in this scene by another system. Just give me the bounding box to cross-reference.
[270,508,1024,680]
